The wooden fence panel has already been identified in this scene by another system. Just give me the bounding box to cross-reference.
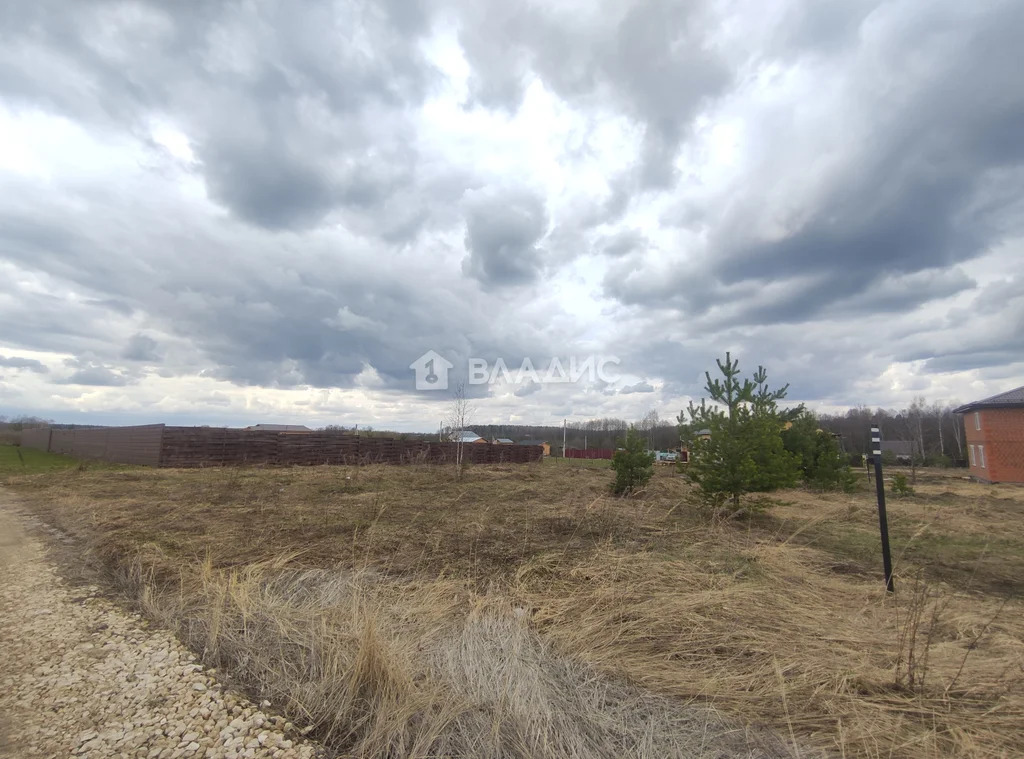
[45,425,164,465]
[20,427,51,451]
[158,428,545,467]
[565,448,615,460]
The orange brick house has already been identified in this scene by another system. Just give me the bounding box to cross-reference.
[954,385,1024,484]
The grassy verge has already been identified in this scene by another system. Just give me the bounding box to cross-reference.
[542,455,613,469]
[0,444,83,476]
[5,463,1023,758]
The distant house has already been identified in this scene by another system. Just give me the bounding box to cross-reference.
[493,438,514,445]
[246,424,311,433]
[879,440,915,464]
[954,385,1024,484]
[451,430,487,444]
[517,439,551,456]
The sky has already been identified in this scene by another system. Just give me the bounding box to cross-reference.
[1,0,1022,432]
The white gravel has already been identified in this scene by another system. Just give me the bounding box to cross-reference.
[0,494,321,759]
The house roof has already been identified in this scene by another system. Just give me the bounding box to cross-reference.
[878,440,915,456]
[247,424,311,432]
[953,385,1024,413]
[494,438,514,444]
[452,431,482,443]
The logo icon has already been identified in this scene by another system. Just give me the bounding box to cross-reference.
[410,350,454,390]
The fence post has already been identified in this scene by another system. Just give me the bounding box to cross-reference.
[870,425,895,593]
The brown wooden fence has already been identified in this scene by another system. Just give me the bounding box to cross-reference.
[46,425,165,465]
[19,424,544,468]
[565,447,615,460]
[19,427,50,451]
[159,427,542,467]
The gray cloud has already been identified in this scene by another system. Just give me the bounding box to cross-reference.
[122,334,161,362]
[456,0,730,189]
[0,356,48,373]
[514,380,542,398]
[607,0,1024,334]
[1,0,1022,426]
[620,381,655,394]
[601,229,647,258]
[0,0,438,233]
[58,361,132,387]
[462,187,549,288]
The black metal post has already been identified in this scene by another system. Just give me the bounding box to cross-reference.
[871,425,895,593]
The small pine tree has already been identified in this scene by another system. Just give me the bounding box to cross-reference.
[681,353,799,510]
[890,473,915,497]
[611,427,655,495]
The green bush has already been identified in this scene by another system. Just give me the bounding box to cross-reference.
[890,473,915,497]
[780,412,858,492]
[611,427,655,495]
[848,452,865,467]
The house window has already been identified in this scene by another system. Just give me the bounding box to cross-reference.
[975,412,981,430]
[978,445,985,469]
[969,445,976,466]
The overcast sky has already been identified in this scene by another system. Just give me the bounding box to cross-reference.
[1,0,1022,431]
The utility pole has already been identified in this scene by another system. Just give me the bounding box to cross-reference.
[563,418,567,458]
[870,425,895,593]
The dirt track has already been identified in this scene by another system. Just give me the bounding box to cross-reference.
[0,491,319,759]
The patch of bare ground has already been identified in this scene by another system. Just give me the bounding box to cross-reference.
[5,462,1023,758]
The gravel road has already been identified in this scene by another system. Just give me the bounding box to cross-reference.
[0,492,320,759]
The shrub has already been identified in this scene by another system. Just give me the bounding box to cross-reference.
[611,427,655,495]
[890,473,915,497]
[848,452,865,467]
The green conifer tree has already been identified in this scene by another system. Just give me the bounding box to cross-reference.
[680,353,799,509]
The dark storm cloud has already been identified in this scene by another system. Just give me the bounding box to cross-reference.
[2,0,1022,421]
[0,0,438,233]
[0,356,48,373]
[901,276,1024,374]
[608,0,1024,335]
[462,187,548,288]
[1,177,560,395]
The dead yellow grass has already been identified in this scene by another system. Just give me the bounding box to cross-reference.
[6,463,1023,758]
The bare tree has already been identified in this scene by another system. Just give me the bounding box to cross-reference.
[445,382,472,479]
[947,403,965,460]
[639,409,660,449]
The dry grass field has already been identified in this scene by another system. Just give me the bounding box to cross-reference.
[3,456,1022,758]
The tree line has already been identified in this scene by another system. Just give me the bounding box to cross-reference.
[815,400,967,466]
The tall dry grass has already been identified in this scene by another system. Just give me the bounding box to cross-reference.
[7,463,1023,758]
[118,552,790,758]
[515,530,1024,758]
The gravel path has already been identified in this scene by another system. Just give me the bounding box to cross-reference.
[0,493,320,759]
